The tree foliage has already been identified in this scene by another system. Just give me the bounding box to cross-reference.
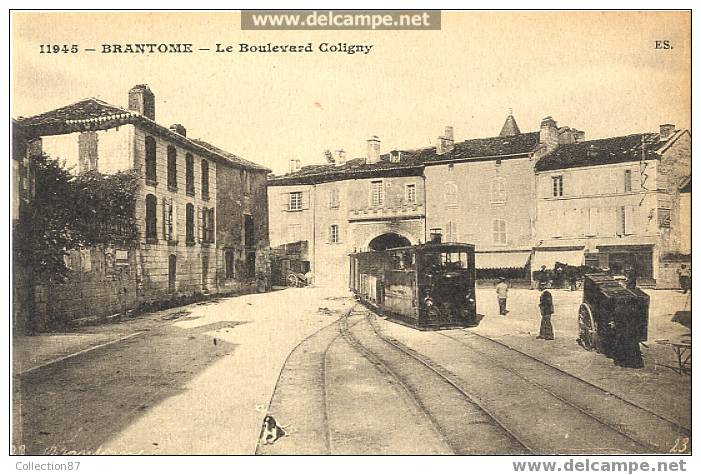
[14,155,139,283]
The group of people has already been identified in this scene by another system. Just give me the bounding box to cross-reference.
[494,277,554,340]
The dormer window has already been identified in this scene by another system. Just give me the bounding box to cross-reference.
[390,150,401,163]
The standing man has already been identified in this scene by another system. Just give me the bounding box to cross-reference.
[496,277,509,316]
[677,264,691,294]
[537,281,554,340]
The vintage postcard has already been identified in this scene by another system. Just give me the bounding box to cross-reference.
[9,7,692,464]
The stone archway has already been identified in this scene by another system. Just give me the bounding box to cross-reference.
[368,232,412,251]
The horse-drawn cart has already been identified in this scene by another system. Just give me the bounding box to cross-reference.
[578,274,650,367]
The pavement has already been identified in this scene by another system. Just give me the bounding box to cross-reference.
[12,287,353,455]
[12,285,691,455]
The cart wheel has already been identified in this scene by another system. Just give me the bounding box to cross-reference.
[287,274,299,287]
[578,303,598,351]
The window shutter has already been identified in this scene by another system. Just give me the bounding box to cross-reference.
[282,192,289,211]
[631,169,641,191]
[615,206,624,235]
[171,200,177,239]
[302,190,311,210]
[209,208,215,243]
[197,206,203,242]
[162,199,167,239]
[624,205,635,234]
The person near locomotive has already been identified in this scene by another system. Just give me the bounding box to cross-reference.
[495,277,508,316]
[537,281,554,340]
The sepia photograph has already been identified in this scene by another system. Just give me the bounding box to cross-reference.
[7,5,693,466]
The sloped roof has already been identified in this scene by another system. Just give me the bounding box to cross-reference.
[190,139,270,172]
[499,114,521,136]
[15,97,269,172]
[535,133,663,172]
[269,132,540,186]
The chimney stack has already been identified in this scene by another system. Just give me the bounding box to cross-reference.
[334,149,346,167]
[660,124,676,141]
[573,129,586,142]
[289,159,301,173]
[128,84,155,121]
[169,124,186,136]
[436,125,455,155]
[367,136,381,164]
[539,116,559,150]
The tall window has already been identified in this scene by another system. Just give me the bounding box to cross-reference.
[186,153,194,196]
[329,187,340,208]
[145,194,157,240]
[225,250,234,278]
[145,136,156,183]
[330,224,339,243]
[201,160,210,200]
[186,203,195,243]
[624,169,632,192]
[493,219,507,245]
[289,191,303,211]
[444,182,458,207]
[243,170,252,195]
[552,175,564,197]
[167,146,177,190]
[370,180,384,206]
[405,183,417,204]
[201,207,215,243]
[491,177,506,203]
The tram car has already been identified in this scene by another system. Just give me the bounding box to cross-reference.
[349,242,477,329]
[578,274,650,367]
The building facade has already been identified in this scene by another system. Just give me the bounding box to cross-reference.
[534,127,691,288]
[14,85,270,329]
[268,115,582,287]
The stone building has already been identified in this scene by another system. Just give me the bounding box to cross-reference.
[533,126,691,288]
[14,85,269,328]
[268,114,583,287]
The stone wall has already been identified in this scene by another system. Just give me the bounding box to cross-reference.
[33,245,139,329]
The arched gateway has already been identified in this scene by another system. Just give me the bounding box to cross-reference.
[368,232,412,251]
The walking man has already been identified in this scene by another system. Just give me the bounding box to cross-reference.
[496,277,508,316]
[537,281,554,340]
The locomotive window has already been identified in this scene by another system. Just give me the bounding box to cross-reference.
[392,250,415,270]
[441,251,469,269]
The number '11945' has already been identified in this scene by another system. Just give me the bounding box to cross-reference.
[40,44,79,53]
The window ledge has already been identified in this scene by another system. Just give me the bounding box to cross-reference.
[145,237,158,244]
[168,185,178,193]
[202,194,210,201]
[186,190,195,197]
[145,179,158,187]
[287,208,304,212]
[186,240,196,246]
[167,240,178,246]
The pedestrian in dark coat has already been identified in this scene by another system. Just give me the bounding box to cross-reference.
[536,281,554,340]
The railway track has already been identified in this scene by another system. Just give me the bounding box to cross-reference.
[440,329,691,453]
[340,307,533,455]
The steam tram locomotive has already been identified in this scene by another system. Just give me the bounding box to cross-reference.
[349,242,478,329]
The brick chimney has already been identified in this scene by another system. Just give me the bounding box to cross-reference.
[289,159,301,173]
[437,126,455,155]
[539,116,559,150]
[128,85,155,121]
[573,129,586,142]
[334,149,346,167]
[660,124,676,141]
[367,136,381,164]
[169,124,186,136]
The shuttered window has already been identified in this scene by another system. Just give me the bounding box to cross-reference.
[370,180,384,206]
[145,136,157,183]
[186,153,194,196]
[145,194,157,240]
[492,219,507,245]
[289,191,303,211]
[186,203,195,243]
[167,146,177,190]
[552,175,563,197]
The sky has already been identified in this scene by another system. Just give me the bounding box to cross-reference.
[12,11,691,175]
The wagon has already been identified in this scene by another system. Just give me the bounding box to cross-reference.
[578,274,650,367]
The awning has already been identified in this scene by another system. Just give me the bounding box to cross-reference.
[532,249,585,270]
[475,252,532,270]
